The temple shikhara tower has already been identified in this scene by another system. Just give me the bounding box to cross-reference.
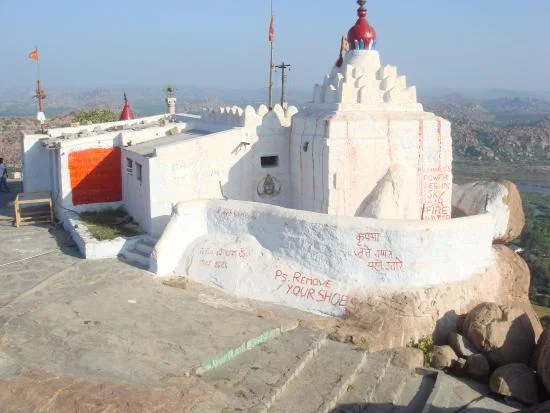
[296,0,452,219]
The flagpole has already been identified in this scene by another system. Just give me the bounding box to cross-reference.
[35,45,43,114]
[35,45,40,80]
[268,0,274,111]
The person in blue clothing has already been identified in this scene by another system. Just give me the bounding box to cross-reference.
[0,158,9,192]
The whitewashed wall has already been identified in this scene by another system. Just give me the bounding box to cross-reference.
[145,110,294,236]
[151,200,495,317]
[122,151,152,233]
[21,134,53,193]
[47,114,168,138]
[289,110,452,220]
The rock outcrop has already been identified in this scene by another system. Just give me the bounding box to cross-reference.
[535,327,550,395]
[452,179,525,243]
[449,332,478,358]
[431,345,458,370]
[489,363,539,405]
[463,302,536,367]
[517,401,550,412]
[466,353,491,380]
[322,245,542,352]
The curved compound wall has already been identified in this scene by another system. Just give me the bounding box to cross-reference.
[151,200,495,317]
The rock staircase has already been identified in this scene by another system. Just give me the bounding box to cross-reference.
[118,235,158,270]
[201,327,522,413]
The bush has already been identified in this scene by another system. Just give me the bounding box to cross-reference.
[74,108,117,125]
[410,335,435,367]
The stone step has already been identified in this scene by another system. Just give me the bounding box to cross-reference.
[119,249,150,270]
[202,328,326,412]
[332,352,393,410]
[422,372,498,413]
[393,373,436,413]
[140,235,158,248]
[268,339,367,413]
[332,353,433,413]
[362,364,413,413]
[135,240,154,256]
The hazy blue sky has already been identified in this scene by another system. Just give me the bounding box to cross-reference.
[1,0,549,92]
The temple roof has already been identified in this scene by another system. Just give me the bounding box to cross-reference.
[347,0,377,50]
[119,93,135,121]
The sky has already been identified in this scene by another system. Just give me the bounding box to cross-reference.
[1,0,549,93]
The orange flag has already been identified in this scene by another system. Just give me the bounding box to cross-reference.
[28,48,39,61]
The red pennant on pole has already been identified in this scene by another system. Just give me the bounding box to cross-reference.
[269,14,275,43]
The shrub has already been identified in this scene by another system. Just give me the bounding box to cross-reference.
[410,335,435,367]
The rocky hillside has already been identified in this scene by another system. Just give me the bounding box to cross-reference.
[423,96,550,162]
[1,88,550,167]
[0,114,74,167]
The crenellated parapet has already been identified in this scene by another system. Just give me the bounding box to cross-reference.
[201,106,245,126]
[202,104,298,130]
[313,50,422,111]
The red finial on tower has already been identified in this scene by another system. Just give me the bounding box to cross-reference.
[347,0,377,50]
[119,92,135,121]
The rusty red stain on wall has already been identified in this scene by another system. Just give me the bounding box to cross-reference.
[68,147,122,205]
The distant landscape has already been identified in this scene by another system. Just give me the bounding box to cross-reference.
[1,85,550,171]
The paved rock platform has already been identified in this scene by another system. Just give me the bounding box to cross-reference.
[0,182,535,412]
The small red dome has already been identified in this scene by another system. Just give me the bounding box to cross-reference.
[347,3,376,50]
[119,93,135,121]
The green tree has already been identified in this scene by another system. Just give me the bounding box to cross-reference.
[74,108,118,124]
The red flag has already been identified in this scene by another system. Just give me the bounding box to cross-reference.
[269,14,275,43]
[28,48,39,61]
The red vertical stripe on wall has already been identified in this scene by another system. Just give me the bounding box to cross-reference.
[68,147,122,205]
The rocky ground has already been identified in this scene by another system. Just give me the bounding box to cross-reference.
[0,183,546,412]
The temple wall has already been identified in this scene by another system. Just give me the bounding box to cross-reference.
[289,109,452,220]
[21,134,53,193]
[131,105,297,236]
[151,200,495,317]
[122,151,152,233]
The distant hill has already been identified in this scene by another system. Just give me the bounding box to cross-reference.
[1,85,550,166]
[420,94,550,161]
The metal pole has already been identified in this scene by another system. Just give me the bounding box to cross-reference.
[269,42,274,110]
[275,62,291,107]
[268,0,274,110]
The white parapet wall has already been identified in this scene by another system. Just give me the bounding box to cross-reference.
[151,200,495,317]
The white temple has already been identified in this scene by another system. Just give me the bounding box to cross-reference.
[21,1,496,317]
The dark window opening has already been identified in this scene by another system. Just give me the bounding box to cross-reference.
[303,142,309,152]
[136,162,142,182]
[126,158,133,175]
[261,155,279,168]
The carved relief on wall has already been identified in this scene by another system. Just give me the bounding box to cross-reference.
[257,174,281,198]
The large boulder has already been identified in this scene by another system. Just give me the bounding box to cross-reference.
[431,345,458,370]
[452,179,525,243]
[489,363,539,405]
[535,328,550,395]
[391,348,425,372]
[517,401,550,412]
[449,332,479,358]
[466,353,491,380]
[463,302,536,366]
[463,302,503,350]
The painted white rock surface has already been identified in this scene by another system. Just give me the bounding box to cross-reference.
[152,200,495,317]
[357,164,418,220]
[452,180,525,243]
